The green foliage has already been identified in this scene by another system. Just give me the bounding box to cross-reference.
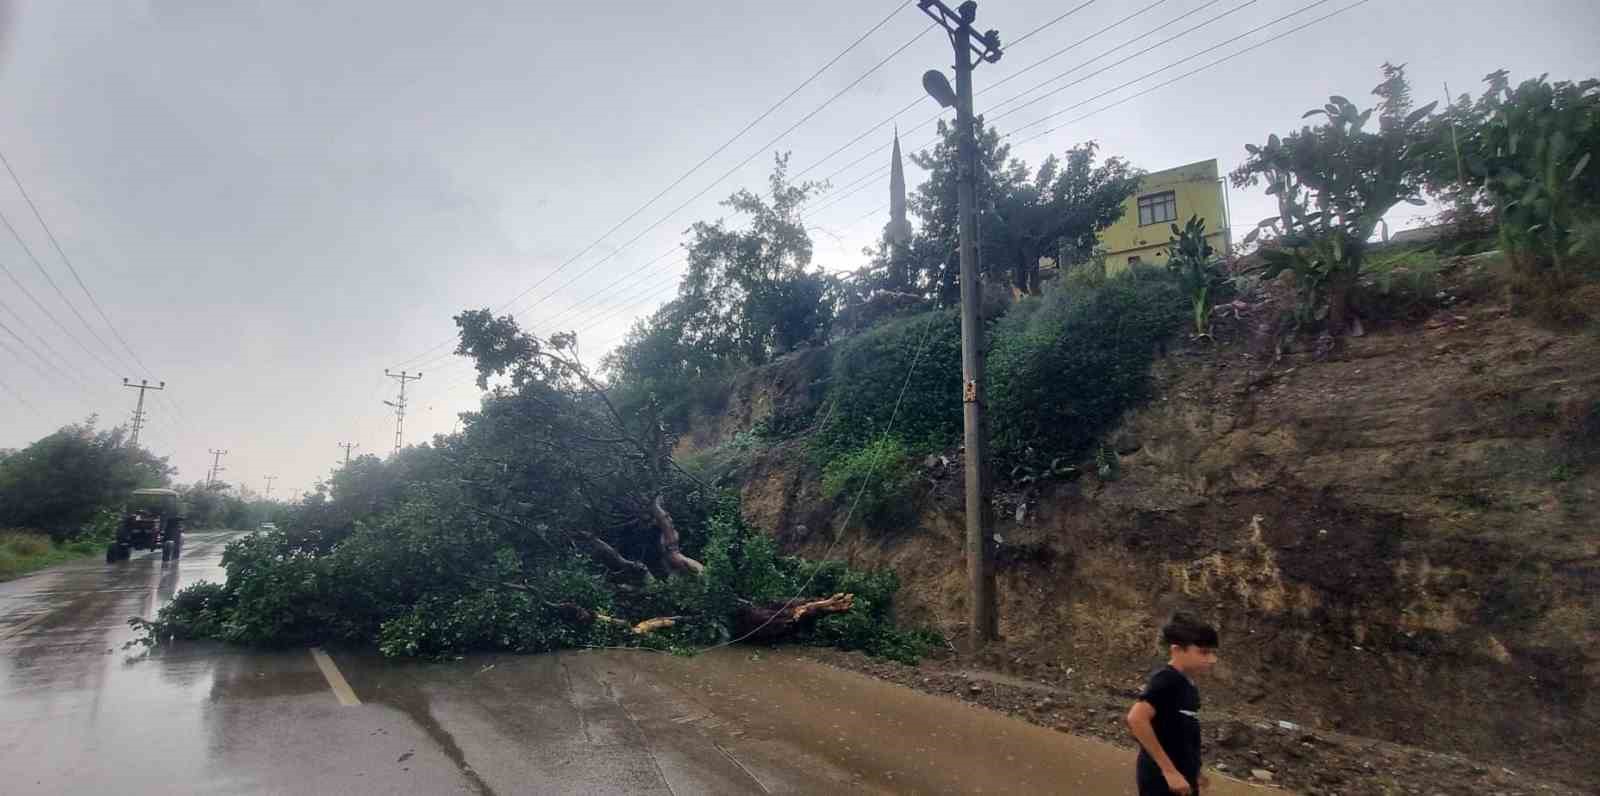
[820,436,916,528]
[810,309,962,461]
[987,266,1187,469]
[604,154,837,425]
[909,116,1023,300]
[988,142,1142,295]
[787,559,941,664]
[140,581,233,641]
[0,418,173,537]
[907,121,1139,299]
[1233,64,1438,332]
[1474,71,1600,307]
[1164,215,1223,337]
[377,562,617,658]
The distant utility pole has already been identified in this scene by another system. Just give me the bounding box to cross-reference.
[917,0,1001,650]
[206,448,229,487]
[263,475,277,500]
[383,369,422,455]
[337,441,359,466]
[121,378,165,447]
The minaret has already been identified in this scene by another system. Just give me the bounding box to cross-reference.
[887,127,911,245]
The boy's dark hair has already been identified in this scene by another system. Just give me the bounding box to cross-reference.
[1161,612,1219,649]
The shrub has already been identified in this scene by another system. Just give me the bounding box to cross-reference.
[820,436,916,528]
[810,308,961,461]
[789,559,941,664]
[987,265,1186,468]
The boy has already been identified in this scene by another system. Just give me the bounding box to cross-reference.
[1125,612,1220,795]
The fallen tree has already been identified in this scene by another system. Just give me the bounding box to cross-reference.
[132,313,933,662]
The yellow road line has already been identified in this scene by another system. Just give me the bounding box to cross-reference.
[310,647,361,706]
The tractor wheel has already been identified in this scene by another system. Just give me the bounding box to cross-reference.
[106,544,118,564]
[171,537,182,560]
[162,540,174,562]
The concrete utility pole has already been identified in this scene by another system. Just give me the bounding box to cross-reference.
[206,448,228,487]
[121,378,164,447]
[263,475,277,501]
[917,0,1001,650]
[383,369,422,455]
[337,441,359,466]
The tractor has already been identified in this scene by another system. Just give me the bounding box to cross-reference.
[107,488,185,563]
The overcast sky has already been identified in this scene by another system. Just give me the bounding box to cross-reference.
[0,0,1595,498]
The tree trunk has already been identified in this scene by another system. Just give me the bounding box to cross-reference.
[651,495,705,575]
[576,530,654,584]
[1326,261,1361,336]
[551,594,856,643]
[732,593,855,642]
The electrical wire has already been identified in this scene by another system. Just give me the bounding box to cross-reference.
[389,0,922,368]
[0,149,151,375]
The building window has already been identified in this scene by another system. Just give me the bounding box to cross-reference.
[1128,256,1142,265]
[1137,191,1177,226]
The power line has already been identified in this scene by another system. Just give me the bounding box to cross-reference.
[0,149,151,374]
[795,0,1116,182]
[0,296,99,394]
[986,0,1248,119]
[497,0,922,322]
[0,206,127,375]
[411,244,683,373]
[805,0,1355,228]
[389,0,921,369]
[487,0,1101,344]
[1007,0,1098,49]
[1008,0,1376,148]
[527,245,681,336]
[982,0,1174,97]
[505,0,1382,373]
[0,370,39,415]
[1001,0,1342,136]
[505,22,941,338]
[0,253,122,378]
[800,0,1253,216]
[401,1,1131,377]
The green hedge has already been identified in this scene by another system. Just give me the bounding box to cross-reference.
[810,309,962,461]
[988,265,1186,467]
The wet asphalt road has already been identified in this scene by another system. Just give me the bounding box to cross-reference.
[1,530,1263,794]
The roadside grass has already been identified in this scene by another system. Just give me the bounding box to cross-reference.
[0,530,102,582]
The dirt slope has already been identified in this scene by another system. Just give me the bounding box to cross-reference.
[683,296,1599,792]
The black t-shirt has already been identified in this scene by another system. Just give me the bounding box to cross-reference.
[1136,665,1202,780]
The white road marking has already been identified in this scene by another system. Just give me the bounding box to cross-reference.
[0,610,53,643]
[310,647,361,706]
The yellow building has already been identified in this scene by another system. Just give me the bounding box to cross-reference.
[1099,158,1230,272]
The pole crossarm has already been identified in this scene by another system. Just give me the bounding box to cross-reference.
[917,0,1003,66]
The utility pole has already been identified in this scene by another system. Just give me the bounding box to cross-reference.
[263,475,277,501]
[206,448,228,487]
[917,0,1001,650]
[121,378,165,447]
[383,369,422,455]
[337,441,359,466]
